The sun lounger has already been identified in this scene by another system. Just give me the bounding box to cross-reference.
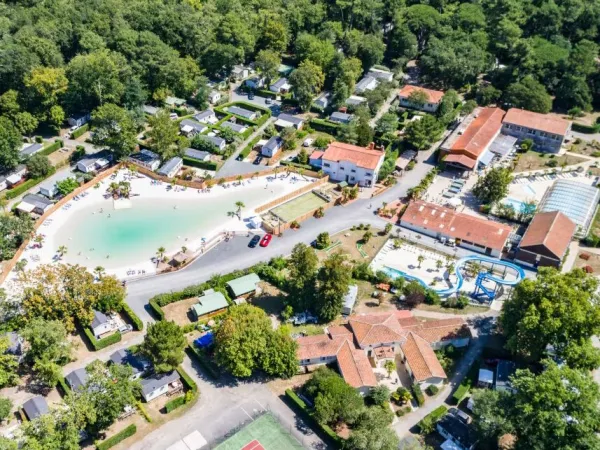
[443,192,454,198]
[448,187,461,194]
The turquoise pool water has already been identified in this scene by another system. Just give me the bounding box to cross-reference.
[502,198,526,211]
[53,186,269,269]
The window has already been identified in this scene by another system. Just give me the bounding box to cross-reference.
[340,166,345,171]
[351,169,356,173]
[366,172,372,177]
[323,163,330,168]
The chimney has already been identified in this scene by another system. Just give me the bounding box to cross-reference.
[368,142,375,150]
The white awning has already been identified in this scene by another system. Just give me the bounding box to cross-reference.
[17,201,35,213]
[447,197,462,207]
[181,125,193,133]
[96,158,110,168]
[275,119,294,128]
[6,174,22,185]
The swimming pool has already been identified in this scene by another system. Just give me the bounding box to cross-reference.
[502,198,527,211]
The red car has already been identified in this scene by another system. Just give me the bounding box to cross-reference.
[260,233,273,247]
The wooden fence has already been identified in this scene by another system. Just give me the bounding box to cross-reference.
[255,176,329,214]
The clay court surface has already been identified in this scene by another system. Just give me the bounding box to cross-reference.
[270,192,327,223]
[214,413,304,450]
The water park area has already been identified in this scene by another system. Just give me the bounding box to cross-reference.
[508,169,595,206]
[11,168,314,281]
[370,239,524,302]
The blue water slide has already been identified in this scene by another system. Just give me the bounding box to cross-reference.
[383,254,526,297]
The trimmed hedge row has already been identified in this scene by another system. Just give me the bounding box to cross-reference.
[84,328,122,351]
[176,365,198,394]
[4,167,57,200]
[165,395,186,413]
[240,136,261,159]
[39,139,64,156]
[121,303,143,331]
[186,345,220,380]
[148,299,165,320]
[452,384,469,404]
[417,405,447,433]
[285,389,342,447]
[72,123,89,139]
[182,157,218,171]
[56,377,71,396]
[309,118,341,133]
[411,383,425,406]
[280,160,314,170]
[136,401,152,422]
[96,424,136,450]
[572,122,600,134]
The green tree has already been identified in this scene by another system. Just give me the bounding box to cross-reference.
[294,33,336,70]
[332,79,350,109]
[476,85,502,106]
[192,76,210,110]
[147,110,187,160]
[26,154,52,178]
[0,215,34,261]
[255,49,281,84]
[472,167,513,205]
[0,117,22,171]
[403,115,444,150]
[288,243,319,311]
[368,385,391,407]
[357,34,385,71]
[14,112,38,137]
[48,105,65,132]
[56,178,80,196]
[384,359,396,378]
[500,268,600,369]
[315,232,331,250]
[140,321,186,373]
[289,60,325,111]
[315,252,351,322]
[554,75,593,112]
[91,103,138,159]
[404,4,442,51]
[0,396,12,421]
[407,90,429,108]
[503,76,552,113]
[375,113,398,135]
[0,90,21,118]
[0,337,19,389]
[471,389,515,446]
[260,326,298,378]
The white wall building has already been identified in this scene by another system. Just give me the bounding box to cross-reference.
[321,142,385,187]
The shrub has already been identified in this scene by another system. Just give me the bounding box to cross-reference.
[121,303,143,331]
[136,402,152,422]
[240,137,260,159]
[39,139,64,156]
[572,122,600,134]
[148,299,165,320]
[426,385,439,396]
[176,365,197,394]
[309,118,341,133]
[285,389,342,445]
[411,383,425,406]
[71,123,89,139]
[186,346,220,379]
[96,424,136,450]
[56,377,71,396]
[35,136,43,143]
[4,168,57,199]
[83,328,122,351]
[165,395,186,413]
[279,160,313,170]
[418,406,447,434]
[452,383,470,404]
[0,397,13,421]
[182,157,218,171]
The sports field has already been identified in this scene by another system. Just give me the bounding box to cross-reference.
[214,413,304,450]
[270,192,327,223]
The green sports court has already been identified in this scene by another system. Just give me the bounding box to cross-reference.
[270,192,328,223]
[214,413,304,450]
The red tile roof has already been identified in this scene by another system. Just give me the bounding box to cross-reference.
[336,340,377,388]
[444,153,477,170]
[309,150,324,160]
[449,107,505,160]
[398,85,445,104]
[348,313,404,347]
[519,211,576,259]
[328,324,353,337]
[504,108,571,136]
[322,142,384,171]
[401,332,447,382]
[401,200,512,252]
[296,335,348,360]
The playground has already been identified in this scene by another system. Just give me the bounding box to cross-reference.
[370,240,524,300]
[214,413,304,450]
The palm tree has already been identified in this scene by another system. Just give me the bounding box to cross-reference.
[297,168,306,180]
[447,262,456,281]
[436,259,443,271]
[34,234,44,247]
[417,254,425,268]
[94,266,106,279]
[119,181,131,198]
[181,246,188,254]
[108,182,120,198]
[236,175,243,185]
[57,245,68,259]
[384,360,396,378]
[156,246,166,267]
[235,201,245,220]
[362,231,373,243]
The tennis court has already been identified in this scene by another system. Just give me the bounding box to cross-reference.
[214,413,304,450]
[270,192,328,223]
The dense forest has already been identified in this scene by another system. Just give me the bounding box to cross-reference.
[0,0,599,152]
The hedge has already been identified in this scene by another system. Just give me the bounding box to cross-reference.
[96,424,136,450]
[240,137,261,159]
[426,384,439,396]
[39,139,64,156]
[285,389,342,447]
[4,167,57,199]
[452,384,470,404]
[56,377,71,396]
[257,89,278,99]
[121,303,143,331]
[165,395,186,413]
[71,123,89,139]
[176,365,198,394]
[148,299,165,320]
[182,157,218,171]
[186,345,220,379]
[136,401,152,422]
[572,122,600,134]
[309,118,341,133]
[411,383,425,407]
[417,405,447,433]
[83,327,122,351]
[280,160,313,170]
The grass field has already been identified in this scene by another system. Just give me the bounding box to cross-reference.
[215,413,304,450]
[271,192,327,223]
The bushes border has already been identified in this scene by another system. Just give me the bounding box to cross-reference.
[186,345,220,380]
[148,299,165,320]
[417,405,447,433]
[572,122,600,134]
[4,166,57,200]
[83,328,122,351]
[96,424,136,450]
[136,401,152,423]
[56,376,71,396]
[182,157,218,171]
[309,118,341,133]
[121,303,143,331]
[411,383,425,406]
[39,139,64,157]
[165,395,186,413]
[285,389,342,448]
[71,124,89,139]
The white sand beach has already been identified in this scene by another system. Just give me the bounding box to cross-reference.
[5,168,314,285]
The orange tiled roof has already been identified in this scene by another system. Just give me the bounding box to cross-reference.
[296,334,348,360]
[415,318,471,344]
[444,153,477,170]
[519,211,576,259]
[504,108,571,136]
[348,312,404,347]
[401,332,447,382]
[401,200,512,252]
[398,85,445,104]
[322,142,384,171]
[328,324,353,337]
[336,340,377,388]
[449,107,505,160]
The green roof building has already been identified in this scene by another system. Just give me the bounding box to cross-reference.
[191,289,229,320]
[226,273,261,298]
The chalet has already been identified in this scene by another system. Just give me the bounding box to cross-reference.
[22,396,49,420]
[180,119,208,137]
[194,110,217,124]
[190,289,229,321]
[261,136,283,157]
[65,368,89,391]
[17,194,53,216]
[158,157,183,178]
[398,85,444,113]
[184,148,211,162]
[91,310,115,339]
[226,273,261,299]
[140,371,181,402]
[128,149,160,171]
[269,78,291,93]
[227,106,257,121]
[275,113,304,130]
[329,112,353,125]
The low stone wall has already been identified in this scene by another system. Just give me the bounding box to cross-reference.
[0,164,121,284]
[255,176,329,214]
[263,199,335,235]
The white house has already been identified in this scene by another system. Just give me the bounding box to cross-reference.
[208,91,221,104]
[204,135,226,152]
[140,371,181,402]
[194,110,218,124]
[0,176,7,193]
[354,76,378,94]
[274,113,304,130]
[269,78,291,93]
[110,349,151,381]
[398,85,445,113]
[245,76,265,90]
[342,285,358,315]
[20,143,43,158]
[231,65,249,80]
[367,68,394,82]
[227,106,257,121]
[346,95,366,106]
[143,105,159,116]
[261,136,283,157]
[180,119,208,137]
[329,112,354,124]
[158,157,183,178]
[68,113,91,128]
[220,121,247,134]
[128,149,161,171]
[91,310,114,339]
[184,148,211,162]
[314,92,331,109]
[320,142,385,187]
[17,194,53,215]
[76,151,112,174]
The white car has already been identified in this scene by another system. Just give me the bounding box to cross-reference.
[169,113,179,120]
[303,138,314,147]
[118,324,133,334]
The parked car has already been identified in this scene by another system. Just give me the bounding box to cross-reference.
[289,312,318,325]
[303,138,314,147]
[253,156,263,165]
[248,235,261,248]
[248,92,255,100]
[236,154,244,161]
[118,324,133,334]
[169,113,178,120]
[259,233,272,247]
[265,98,272,104]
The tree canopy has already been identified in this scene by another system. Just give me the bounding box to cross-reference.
[140,320,186,373]
[472,167,513,205]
